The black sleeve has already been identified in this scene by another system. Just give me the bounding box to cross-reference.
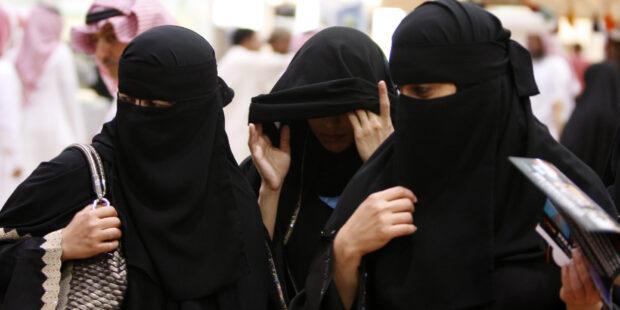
[239,156,262,194]
[289,240,369,310]
[1,147,95,235]
[0,147,96,309]
[0,232,63,310]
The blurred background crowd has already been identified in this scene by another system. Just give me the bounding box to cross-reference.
[1,0,620,206]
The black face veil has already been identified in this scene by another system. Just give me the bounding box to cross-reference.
[114,25,248,299]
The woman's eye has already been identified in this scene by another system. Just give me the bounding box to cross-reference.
[413,86,432,98]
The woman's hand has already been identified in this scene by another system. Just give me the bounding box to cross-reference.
[61,205,122,261]
[560,249,602,310]
[334,186,417,263]
[333,186,417,309]
[249,124,291,238]
[348,81,394,162]
[248,124,291,191]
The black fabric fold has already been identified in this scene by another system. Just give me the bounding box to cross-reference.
[249,26,397,124]
[250,78,387,123]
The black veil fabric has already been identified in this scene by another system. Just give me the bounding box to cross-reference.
[249,26,397,124]
[561,62,620,178]
[1,25,269,309]
[241,26,397,303]
[113,25,254,300]
[295,1,618,309]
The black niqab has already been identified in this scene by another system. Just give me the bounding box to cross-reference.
[113,25,249,299]
[561,62,620,178]
[298,1,617,309]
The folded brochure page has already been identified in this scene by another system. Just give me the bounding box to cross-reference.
[510,157,620,307]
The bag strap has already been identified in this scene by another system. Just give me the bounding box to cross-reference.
[70,143,109,208]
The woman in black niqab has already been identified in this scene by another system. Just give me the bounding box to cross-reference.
[294,1,619,309]
[240,26,397,306]
[0,25,269,309]
[561,62,620,178]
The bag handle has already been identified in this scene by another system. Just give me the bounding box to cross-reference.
[70,143,109,209]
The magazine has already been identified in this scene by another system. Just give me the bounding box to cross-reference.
[510,157,620,307]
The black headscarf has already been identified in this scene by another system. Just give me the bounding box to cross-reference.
[242,26,397,300]
[298,1,617,309]
[249,26,397,124]
[111,25,251,299]
[561,62,620,178]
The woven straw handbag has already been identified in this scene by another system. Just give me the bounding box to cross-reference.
[57,144,127,309]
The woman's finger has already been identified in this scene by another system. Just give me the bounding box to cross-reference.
[378,81,391,121]
[369,111,382,129]
[99,228,122,241]
[99,216,121,229]
[248,124,257,148]
[386,224,417,238]
[388,212,413,225]
[574,250,597,294]
[356,109,370,126]
[280,125,291,154]
[386,198,415,213]
[97,241,119,253]
[348,112,362,133]
[561,266,575,302]
[249,124,263,156]
[568,262,586,300]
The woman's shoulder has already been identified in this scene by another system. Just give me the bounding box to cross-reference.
[25,146,95,184]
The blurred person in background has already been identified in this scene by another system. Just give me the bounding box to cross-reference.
[0,6,22,207]
[608,29,620,66]
[528,33,581,140]
[568,44,589,93]
[268,27,292,54]
[220,28,291,163]
[16,4,86,177]
[290,28,322,53]
[561,63,620,179]
[70,0,175,123]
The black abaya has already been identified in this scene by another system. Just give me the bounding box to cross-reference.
[0,26,269,309]
[292,1,619,309]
